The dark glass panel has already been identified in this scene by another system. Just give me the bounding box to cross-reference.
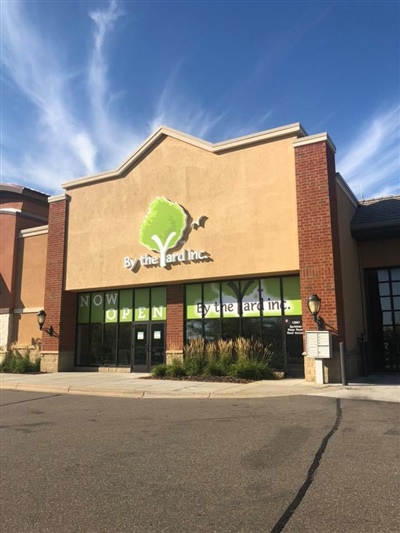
[221,318,240,340]
[378,269,389,282]
[382,326,400,371]
[134,324,148,366]
[392,282,400,296]
[118,323,131,366]
[204,319,221,342]
[262,317,284,370]
[382,311,392,326]
[380,297,391,311]
[76,324,90,366]
[186,320,203,340]
[90,324,103,365]
[391,268,400,281]
[151,324,165,366]
[285,316,304,366]
[241,317,262,340]
[379,283,390,296]
[101,323,117,365]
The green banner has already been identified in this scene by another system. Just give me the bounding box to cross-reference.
[261,278,282,317]
[91,292,104,322]
[77,294,90,323]
[119,290,133,322]
[151,287,166,320]
[241,279,261,317]
[135,288,149,321]
[185,277,302,321]
[203,283,220,319]
[282,277,302,316]
[221,282,240,318]
[105,292,118,323]
[186,284,202,319]
[77,288,166,323]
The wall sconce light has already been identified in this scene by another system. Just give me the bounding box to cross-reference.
[307,294,323,330]
[37,310,56,337]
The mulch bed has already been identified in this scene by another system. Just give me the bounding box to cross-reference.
[141,375,254,384]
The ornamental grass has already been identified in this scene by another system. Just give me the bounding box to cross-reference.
[152,337,278,381]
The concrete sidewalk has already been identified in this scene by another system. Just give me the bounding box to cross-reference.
[1,371,399,402]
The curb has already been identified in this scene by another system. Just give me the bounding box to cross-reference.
[1,382,399,402]
[0,383,299,399]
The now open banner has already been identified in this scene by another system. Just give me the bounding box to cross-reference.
[77,287,166,324]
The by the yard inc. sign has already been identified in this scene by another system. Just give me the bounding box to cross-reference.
[124,197,209,273]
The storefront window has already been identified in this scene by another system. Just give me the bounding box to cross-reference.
[118,323,131,366]
[204,319,221,342]
[185,276,302,369]
[365,267,400,372]
[241,317,262,340]
[186,320,203,340]
[89,324,103,365]
[103,324,117,365]
[76,287,166,367]
[76,325,90,366]
[221,318,240,340]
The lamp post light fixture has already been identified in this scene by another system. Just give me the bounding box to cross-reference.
[307,294,323,330]
[36,310,56,337]
[37,310,47,330]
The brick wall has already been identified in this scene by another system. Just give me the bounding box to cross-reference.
[42,197,76,366]
[294,138,346,382]
[166,284,184,351]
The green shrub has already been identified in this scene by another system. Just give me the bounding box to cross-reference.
[0,350,40,374]
[165,358,186,378]
[230,359,276,380]
[203,359,227,376]
[151,364,168,377]
[184,354,205,376]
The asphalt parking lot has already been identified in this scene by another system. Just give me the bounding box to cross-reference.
[1,391,399,533]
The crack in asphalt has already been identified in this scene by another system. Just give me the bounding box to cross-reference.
[0,393,62,407]
[270,398,343,533]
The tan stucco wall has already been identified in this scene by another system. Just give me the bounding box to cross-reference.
[12,313,42,346]
[336,182,364,352]
[359,238,400,269]
[65,135,300,290]
[15,233,48,309]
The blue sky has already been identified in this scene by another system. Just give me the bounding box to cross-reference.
[1,1,399,198]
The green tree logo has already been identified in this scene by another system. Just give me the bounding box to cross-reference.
[139,197,188,267]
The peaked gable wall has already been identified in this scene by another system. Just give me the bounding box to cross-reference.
[65,134,300,291]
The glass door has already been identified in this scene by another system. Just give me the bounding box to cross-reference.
[150,323,165,367]
[131,323,166,372]
[132,324,149,372]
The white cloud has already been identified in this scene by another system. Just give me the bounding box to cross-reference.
[0,1,143,193]
[87,0,141,165]
[338,105,400,199]
[1,1,99,191]
[148,65,228,140]
[3,2,397,202]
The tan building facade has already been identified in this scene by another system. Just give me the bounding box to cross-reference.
[2,123,399,381]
